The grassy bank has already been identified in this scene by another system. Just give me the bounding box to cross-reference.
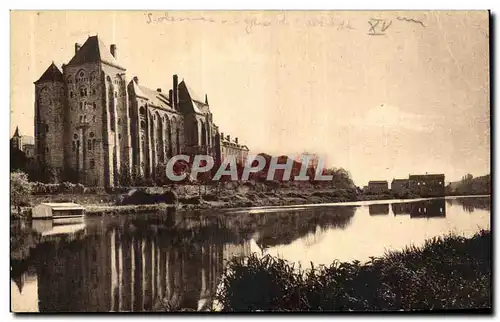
[216,230,491,312]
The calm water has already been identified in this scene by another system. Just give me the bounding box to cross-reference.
[11,196,490,312]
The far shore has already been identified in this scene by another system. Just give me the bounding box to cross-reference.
[13,190,491,218]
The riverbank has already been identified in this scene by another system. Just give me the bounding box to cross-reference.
[15,184,490,218]
[215,230,491,312]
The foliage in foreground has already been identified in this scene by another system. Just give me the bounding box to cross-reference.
[11,171,32,209]
[216,230,491,311]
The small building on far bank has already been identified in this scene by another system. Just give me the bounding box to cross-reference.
[408,174,445,197]
[391,178,409,195]
[366,180,389,194]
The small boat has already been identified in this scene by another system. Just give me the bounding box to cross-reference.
[31,202,85,223]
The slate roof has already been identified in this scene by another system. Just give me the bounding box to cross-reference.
[34,62,64,84]
[130,79,174,111]
[178,80,209,114]
[66,35,125,70]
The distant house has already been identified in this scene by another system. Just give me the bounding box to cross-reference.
[408,174,445,197]
[366,180,389,194]
[391,178,409,194]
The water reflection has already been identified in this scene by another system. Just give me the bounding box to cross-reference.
[369,204,389,216]
[447,196,491,212]
[10,197,490,312]
[391,199,446,218]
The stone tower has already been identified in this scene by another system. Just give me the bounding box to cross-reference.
[62,36,131,187]
[34,62,65,176]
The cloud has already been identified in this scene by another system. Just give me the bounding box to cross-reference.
[352,104,438,133]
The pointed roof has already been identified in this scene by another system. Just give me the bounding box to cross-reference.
[178,80,211,114]
[34,62,63,84]
[66,35,125,70]
[13,126,20,137]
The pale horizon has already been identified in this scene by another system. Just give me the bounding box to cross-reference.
[10,11,490,186]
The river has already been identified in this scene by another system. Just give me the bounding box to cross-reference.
[10,196,490,312]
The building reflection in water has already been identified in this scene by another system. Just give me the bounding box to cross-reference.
[368,204,389,216]
[391,199,446,218]
[32,214,251,312]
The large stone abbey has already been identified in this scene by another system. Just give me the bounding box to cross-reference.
[34,35,249,187]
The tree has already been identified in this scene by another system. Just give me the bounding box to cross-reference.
[10,147,28,172]
[11,171,32,216]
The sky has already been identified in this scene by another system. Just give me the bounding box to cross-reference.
[10,11,490,186]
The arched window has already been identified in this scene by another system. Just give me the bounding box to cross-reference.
[76,70,86,83]
[79,102,84,110]
[70,92,73,98]
[90,71,97,83]
[139,106,146,116]
[117,118,121,125]
[45,124,49,133]
[201,121,207,146]
[192,120,199,145]
[93,102,97,110]
[92,115,96,122]
[90,159,95,169]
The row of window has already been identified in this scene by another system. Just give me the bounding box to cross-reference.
[72,139,97,152]
[76,101,98,111]
[416,181,444,186]
[79,115,97,123]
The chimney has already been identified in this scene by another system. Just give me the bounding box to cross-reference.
[235,137,238,144]
[75,43,81,55]
[110,44,117,59]
[168,89,173,105]
[227,135,230,141]
[157,88,162,92]
[173,74,179,109]
[205,94,209,105]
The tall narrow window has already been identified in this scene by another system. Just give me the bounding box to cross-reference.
[92,115,96,122]
[90,159,95,169]
[80,102,83,110]
[88,139,92,150]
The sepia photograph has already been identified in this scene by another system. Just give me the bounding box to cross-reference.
[9,10,491,313]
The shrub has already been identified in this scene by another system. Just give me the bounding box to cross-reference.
[216,230,491,312]
[11,171,32,210]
